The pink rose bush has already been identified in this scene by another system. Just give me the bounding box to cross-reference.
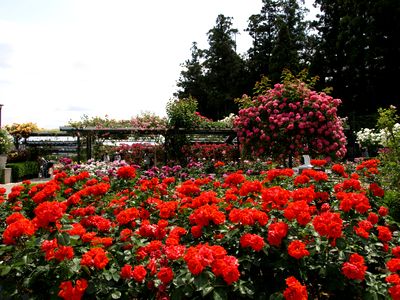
[234,81,347,162]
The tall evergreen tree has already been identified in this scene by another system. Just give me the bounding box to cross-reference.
[311,0,400,128]
[246,0,281,85]
[175,14,246,120]
[175,42,207,110]
[246,0,310,84]
[203,14,246,120]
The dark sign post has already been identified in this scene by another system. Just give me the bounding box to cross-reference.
[0,104,3,128]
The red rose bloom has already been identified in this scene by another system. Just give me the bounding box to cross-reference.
[312,211,343,239]
[120,264,133,279]
[392,246,400,258]
[267,222,289,247]
[367,212,379,225]
[387,258,400,273]
[389,284,400,300]
[80,247,109,270]
[342,253,367,281]
[370,183,384,197]
[2,217,35,245]
[33,201,67,228]
[157,267,174,284]
[283,276,308,300]
[386,274,400,285]
[58,279,88,300]
[54,245,74,262]
[240,233,265,251]
[377,226,392,242]
[288,240,310,259]
[132,265,147,282]
[378,206,389,216]
[117,165,136,179]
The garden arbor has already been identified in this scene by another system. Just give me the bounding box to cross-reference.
[59,126,237,163]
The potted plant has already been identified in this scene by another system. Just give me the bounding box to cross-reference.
[0,128,13,168]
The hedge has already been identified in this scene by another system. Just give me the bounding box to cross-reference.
[6,161,40,182]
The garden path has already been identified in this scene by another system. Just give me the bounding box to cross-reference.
[1,178,51,195]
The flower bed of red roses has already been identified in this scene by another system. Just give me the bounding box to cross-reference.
[0,159,399,299]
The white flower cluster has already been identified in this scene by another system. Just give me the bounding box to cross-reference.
[356,123,400,147]
[355,128,382,147]
[379,123,400,146]
[71,159,128,177]
[218,113,237,127]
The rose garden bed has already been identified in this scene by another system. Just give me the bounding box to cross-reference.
[0,158,399,299]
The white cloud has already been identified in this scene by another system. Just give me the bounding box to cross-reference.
[0,0,266,129]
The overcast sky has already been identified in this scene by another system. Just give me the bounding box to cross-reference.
[0,0,317,129]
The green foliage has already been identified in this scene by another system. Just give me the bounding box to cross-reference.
[376,106,399,135]
[6,161,40,181]
[375,106,400,221]
[384,190,400,222]
[166,97,199,128]
[67,114,132,129]
[311,0,400,115]
[0,129,13,154]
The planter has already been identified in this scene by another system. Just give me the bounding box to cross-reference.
[0,154,7,169]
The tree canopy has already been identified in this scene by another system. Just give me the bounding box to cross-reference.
[175,0,400,129]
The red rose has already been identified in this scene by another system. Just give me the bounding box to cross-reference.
[117,165,136,179]
[157,267,174,284]
[288,240,310,259]
[342,253,367,281]
[132,265,147,283]
[283,276,308,300]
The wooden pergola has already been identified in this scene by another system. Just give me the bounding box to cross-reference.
[59,126,237,162]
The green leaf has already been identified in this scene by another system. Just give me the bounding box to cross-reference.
[70,258,81,273]
[111,291,121,299]
[269,292,285,300]
[213,288,227,300]
[224,228,239,240]
[171,288,185,300]
[202,286,214,297]
[112,272,120,282]
[104,271,112,281]
[194,272,209,290]
[57,232,70,245]
[0,265,11,276]
[335,238,346,250]
[364,292,379,300]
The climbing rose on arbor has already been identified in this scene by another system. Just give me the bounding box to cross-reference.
[234,81,347,161]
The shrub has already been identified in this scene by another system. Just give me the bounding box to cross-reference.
[384,190,400,222]
[5,122,39,150]
[0,129,13,154]
[6,161,40,181]
[166,97,199,129]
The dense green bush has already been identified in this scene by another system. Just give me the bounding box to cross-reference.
[376,105,400,221]
[384,190,400,222]
[6,161,40,182]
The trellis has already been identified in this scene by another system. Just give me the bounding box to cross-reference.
[59,127,237,163]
